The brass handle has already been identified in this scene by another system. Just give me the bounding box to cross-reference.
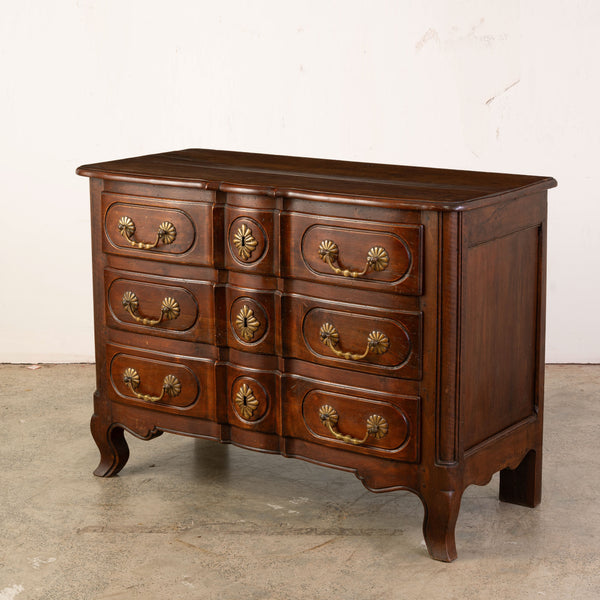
[121,291,180,326]
[235,305,261,341]
[318,405,388,445]
[319,323,389,361]
[318,240,389,278]
[122,368,181,402]
[234,383,259,420]
[233,223,258,260]
[118,216,177,249]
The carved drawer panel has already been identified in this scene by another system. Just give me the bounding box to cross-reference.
[284,376,420,461]
[282,213,422,295]
[107,344,214,417]
[225,206,275,274]
[283,295,422,379]
[225,366,278,434]
[105,271,215,343]
[103,193,212,265]
[226,286,277,355]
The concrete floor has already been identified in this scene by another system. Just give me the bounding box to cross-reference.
[0,365,598,599]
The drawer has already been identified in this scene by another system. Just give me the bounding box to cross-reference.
[282,213,422,295]
[105,270,215,343]
[224,205,276,275]
[283,295,422,379]
[284,376,420,462]
[107,344,214,417]
[225,286,277,355]
[225,366,279,434]
[102,193,213,265]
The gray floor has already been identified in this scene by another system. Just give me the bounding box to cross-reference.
[0,365,598,600]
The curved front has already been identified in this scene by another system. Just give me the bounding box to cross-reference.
[284,376,420,462]
[283,295,422,380]
[303,307,412,369]
[105,202,196,255]
[302,224,412,283]
[109,350,201,410]
[107,278,199,333]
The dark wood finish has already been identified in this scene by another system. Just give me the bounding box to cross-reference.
[225,206,275,273]
[105,270,213,339]
[78,149,556,562]
[102,192,214,266]
[226,367,278,433]
[282,213,423,295]
[283,294,422,378]
[226,288,276,353]
[105,343,214,416]
[461,225,540,449]
[78,148,555,210]
[284,376,420,461]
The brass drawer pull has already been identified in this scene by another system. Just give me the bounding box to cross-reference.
[233,223,258,260]
[318,240,389,278]
[118,216,177,249]
[319,323,389,360]
[235,305,261,341]
[121,291,180,326]
[122,368,181,402]
[234,383,259,419]
[318,405,388,445]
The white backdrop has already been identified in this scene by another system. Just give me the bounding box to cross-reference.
[1,0,598,363]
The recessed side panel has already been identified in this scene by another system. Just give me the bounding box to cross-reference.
[460,223,542,451]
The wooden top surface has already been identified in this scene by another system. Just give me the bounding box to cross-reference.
[77,148,556,211]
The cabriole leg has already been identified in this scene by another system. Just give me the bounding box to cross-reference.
[422,489,462,562]
[90,412,130,477]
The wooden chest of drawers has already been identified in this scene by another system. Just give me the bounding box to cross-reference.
[77,149,556,561]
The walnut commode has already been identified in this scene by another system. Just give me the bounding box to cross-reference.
[77,149,556,561]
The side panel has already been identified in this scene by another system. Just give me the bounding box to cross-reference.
[460,194,547,452]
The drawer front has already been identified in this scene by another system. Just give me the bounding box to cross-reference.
[284,376,420,461]
[283,295,422,379]
[282,214,422,295]
[107,344,214,417]
[225,286,277,355]
[225,366,279,434]
[105,271,215,343]
[224,206,276,275]
[103,193,213,265]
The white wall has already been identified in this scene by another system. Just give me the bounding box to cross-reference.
[1,0,598,363]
